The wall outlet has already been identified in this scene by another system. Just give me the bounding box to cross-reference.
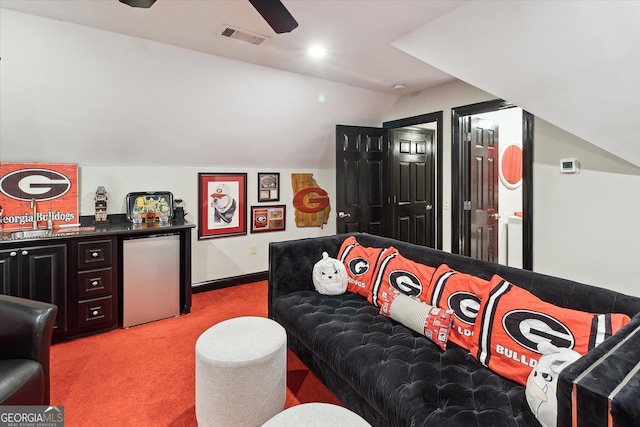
[443,199,450,210]
[249,244,257,254]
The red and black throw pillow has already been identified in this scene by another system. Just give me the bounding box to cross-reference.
[424,264,491,350]
[369,251,436,307]
[337,236,396,299]
[471,275,632,385]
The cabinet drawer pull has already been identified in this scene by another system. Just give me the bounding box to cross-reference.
[91,281,99,287]
[92,252,99,258]
[21,250,28,256]
[10,251,17,257]
[92,310,99,316]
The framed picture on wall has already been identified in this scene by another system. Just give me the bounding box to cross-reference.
[198,173,247,239]
[257,172,280,202]
[250,205,286,233]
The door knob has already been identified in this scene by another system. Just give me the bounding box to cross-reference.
[425,204,433,210]
[490,213,501,219]
[338,212,351,218]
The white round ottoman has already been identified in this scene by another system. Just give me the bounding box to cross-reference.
[196,316,287,427]
[262,403,371,427]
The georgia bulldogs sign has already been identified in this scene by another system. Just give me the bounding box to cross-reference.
[0,168,72,201]
[0,163,78,227]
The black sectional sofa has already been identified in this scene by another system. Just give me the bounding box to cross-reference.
[268,233,640,427]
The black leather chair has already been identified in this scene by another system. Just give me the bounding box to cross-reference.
[0,294,57,405]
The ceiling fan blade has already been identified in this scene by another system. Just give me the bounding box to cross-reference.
[119,0,156,8]
[248,0,298,34]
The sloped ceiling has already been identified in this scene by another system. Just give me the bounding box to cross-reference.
[393,1,640,167]
[1,1,639,167]
[0,0,463,95]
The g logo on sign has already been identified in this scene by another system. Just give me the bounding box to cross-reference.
[348,258,369,276]
[389,270,422,297]
[502,310,575,352]
[447,292,481,325]
[0,168,72,201]
[292,187,329,213]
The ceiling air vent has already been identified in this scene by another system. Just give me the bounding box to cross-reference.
[218,25,269,46]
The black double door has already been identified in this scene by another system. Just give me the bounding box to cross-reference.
[335,125,435,247]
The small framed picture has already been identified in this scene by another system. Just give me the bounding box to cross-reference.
[198,173,247,240]
[250,205,286,233]
[258,172,280,202]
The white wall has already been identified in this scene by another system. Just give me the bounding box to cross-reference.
[0,10,393,284]
[0,10,396,170]
[385,81,640,298]
[79,166,335,284]
[533,119,640,297]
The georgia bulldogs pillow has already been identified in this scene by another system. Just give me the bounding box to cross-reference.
[337,236,396,299]
[424,264,491,350]
[471,275,631,386]
[369,251,436,307]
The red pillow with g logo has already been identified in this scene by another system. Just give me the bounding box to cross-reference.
[471,275,631,385]
[369,251,435,307]
[424,264,491,350]
[337,236,396,299]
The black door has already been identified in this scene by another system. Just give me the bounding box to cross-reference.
[465,116,499,262]
[390,127,436,247]
[335,125,387,235]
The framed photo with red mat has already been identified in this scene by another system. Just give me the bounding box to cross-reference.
[198,173,247,239]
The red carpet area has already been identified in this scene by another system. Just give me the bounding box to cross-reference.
[50,281,340,426]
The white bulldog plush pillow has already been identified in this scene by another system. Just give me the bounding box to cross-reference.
[312,252,348,295]
[525,342,581,427]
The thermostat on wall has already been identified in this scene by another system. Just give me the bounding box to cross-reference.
[560,158,579,174]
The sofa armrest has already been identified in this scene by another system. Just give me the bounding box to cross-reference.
[0,294,58,404]
[268,233,352,318]
[556,312,640,426]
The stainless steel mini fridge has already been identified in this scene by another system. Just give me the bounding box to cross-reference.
[122,232,180,328]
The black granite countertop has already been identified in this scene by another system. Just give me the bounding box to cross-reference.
[0,214,195,245]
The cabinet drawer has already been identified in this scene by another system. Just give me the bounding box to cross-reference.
[77,268,112,299]
[77,239,112,269]
[77,296,114,329]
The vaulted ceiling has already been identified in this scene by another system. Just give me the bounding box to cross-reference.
[1,0,638,167]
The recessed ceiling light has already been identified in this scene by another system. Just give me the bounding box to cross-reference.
[308,45,327,59]
[393,84,406,90]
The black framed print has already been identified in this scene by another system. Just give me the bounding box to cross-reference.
[250,205,286,233]
[258,172,280,202]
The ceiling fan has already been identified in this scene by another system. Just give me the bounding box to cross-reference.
[118,0,299,34]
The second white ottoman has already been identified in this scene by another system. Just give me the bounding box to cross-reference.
[262,403,372,427]
[196,316,287,427]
